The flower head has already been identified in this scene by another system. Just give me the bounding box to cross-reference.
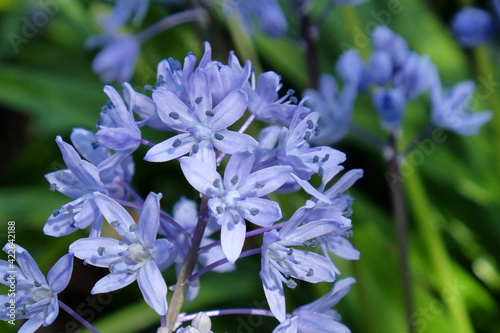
[0,244,73,332]
[272,277,356,332]
[69,192,173,315]
[180,152,292,263]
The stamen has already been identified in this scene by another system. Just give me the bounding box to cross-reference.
[172,138,182,148]
[213,179,221,188]
[306,120,314,129]
[230,175,239,185]
[250,208,259,216]
[129,224,137,232]
[255,181,265,189]
[214,133,224,141]
[34,281,41,287]
[195,97,202,104]
[98,247,105,256]
[169,112,180,120]
[192,143,199,154]
[216,206,224,214]
[322,154,330,162]
[110,221,120,228]
[313,155,319,163]
[234,214,241,224]
[205,111,214,117]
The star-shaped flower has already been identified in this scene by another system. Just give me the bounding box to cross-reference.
[0,245,73,332]
[180,152,291,263]
[69,192,173,315]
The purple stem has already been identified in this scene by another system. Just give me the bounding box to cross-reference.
[188,248,261,282]
[59,300,100,333]
[136,8,207,43]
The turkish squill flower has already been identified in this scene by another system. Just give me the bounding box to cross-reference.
[180,152,292,263]
[0,244,73,332]
[430,71,492,136]
[272,277,356,332]
[260,218,339,322]
[145,68,258,166]
[69,192,173,315]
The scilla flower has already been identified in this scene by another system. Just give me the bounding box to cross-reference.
[0,244,73,332]
[69,192,173,315]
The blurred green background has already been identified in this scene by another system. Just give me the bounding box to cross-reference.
[1,0,499,332]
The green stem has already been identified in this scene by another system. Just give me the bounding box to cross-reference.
[387,133,414,333]
[165,195,210,332]
[405,171,474,333]
[472,45,500,174]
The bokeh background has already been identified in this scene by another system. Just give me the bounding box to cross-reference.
[1,0,499,332]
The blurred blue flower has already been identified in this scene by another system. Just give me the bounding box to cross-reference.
[69,192,173,315]
[225,0,288,37]
[0,245,73,332]
[451,6,496,47]
[430,77,492,136]
[88,35,141,83]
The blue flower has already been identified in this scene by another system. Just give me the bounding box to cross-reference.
[451,6,496,47]
[145,68,258,165]
[276,109,347,196]
[98,0,151,32]
[305,51,363,144]
[372,87,407,131]
[97,83,142,154]
[225,0,288,38]
[45,128,135,237]
[272,277,356,332]
[430,78,492,136]
[248,71,309,126]
[70,192,173,315]
[180,152,292,263]
[44,135,108,237]
[0,244,73,332]
[260,218,340,322]
[88,35,140,83]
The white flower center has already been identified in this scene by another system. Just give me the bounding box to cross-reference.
[128,243,152,263]
[195,123,212,140]
[223,190,241,209]
[31,287,53,302]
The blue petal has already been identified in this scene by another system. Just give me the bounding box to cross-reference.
[70,128,110,166]
[69,237,128,267]
[179,157,222,197]
[144,133,196,163]
[93,193,137,243]
[223,152,254,191]
[136,192,162,246]
[153,90,197,131]
[137,261,168,315]
[239,165,292,197]
[47,253,74,293]
[91,271,137,294]
[3,244,46,285]
[220,213,246,264]
[18,315,45,333]
[210,90,248,131]
[211,129,258,154]
[238,197,282,227]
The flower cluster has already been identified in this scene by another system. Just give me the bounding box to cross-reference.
[1,41,361,332]
[307,25,492,143]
